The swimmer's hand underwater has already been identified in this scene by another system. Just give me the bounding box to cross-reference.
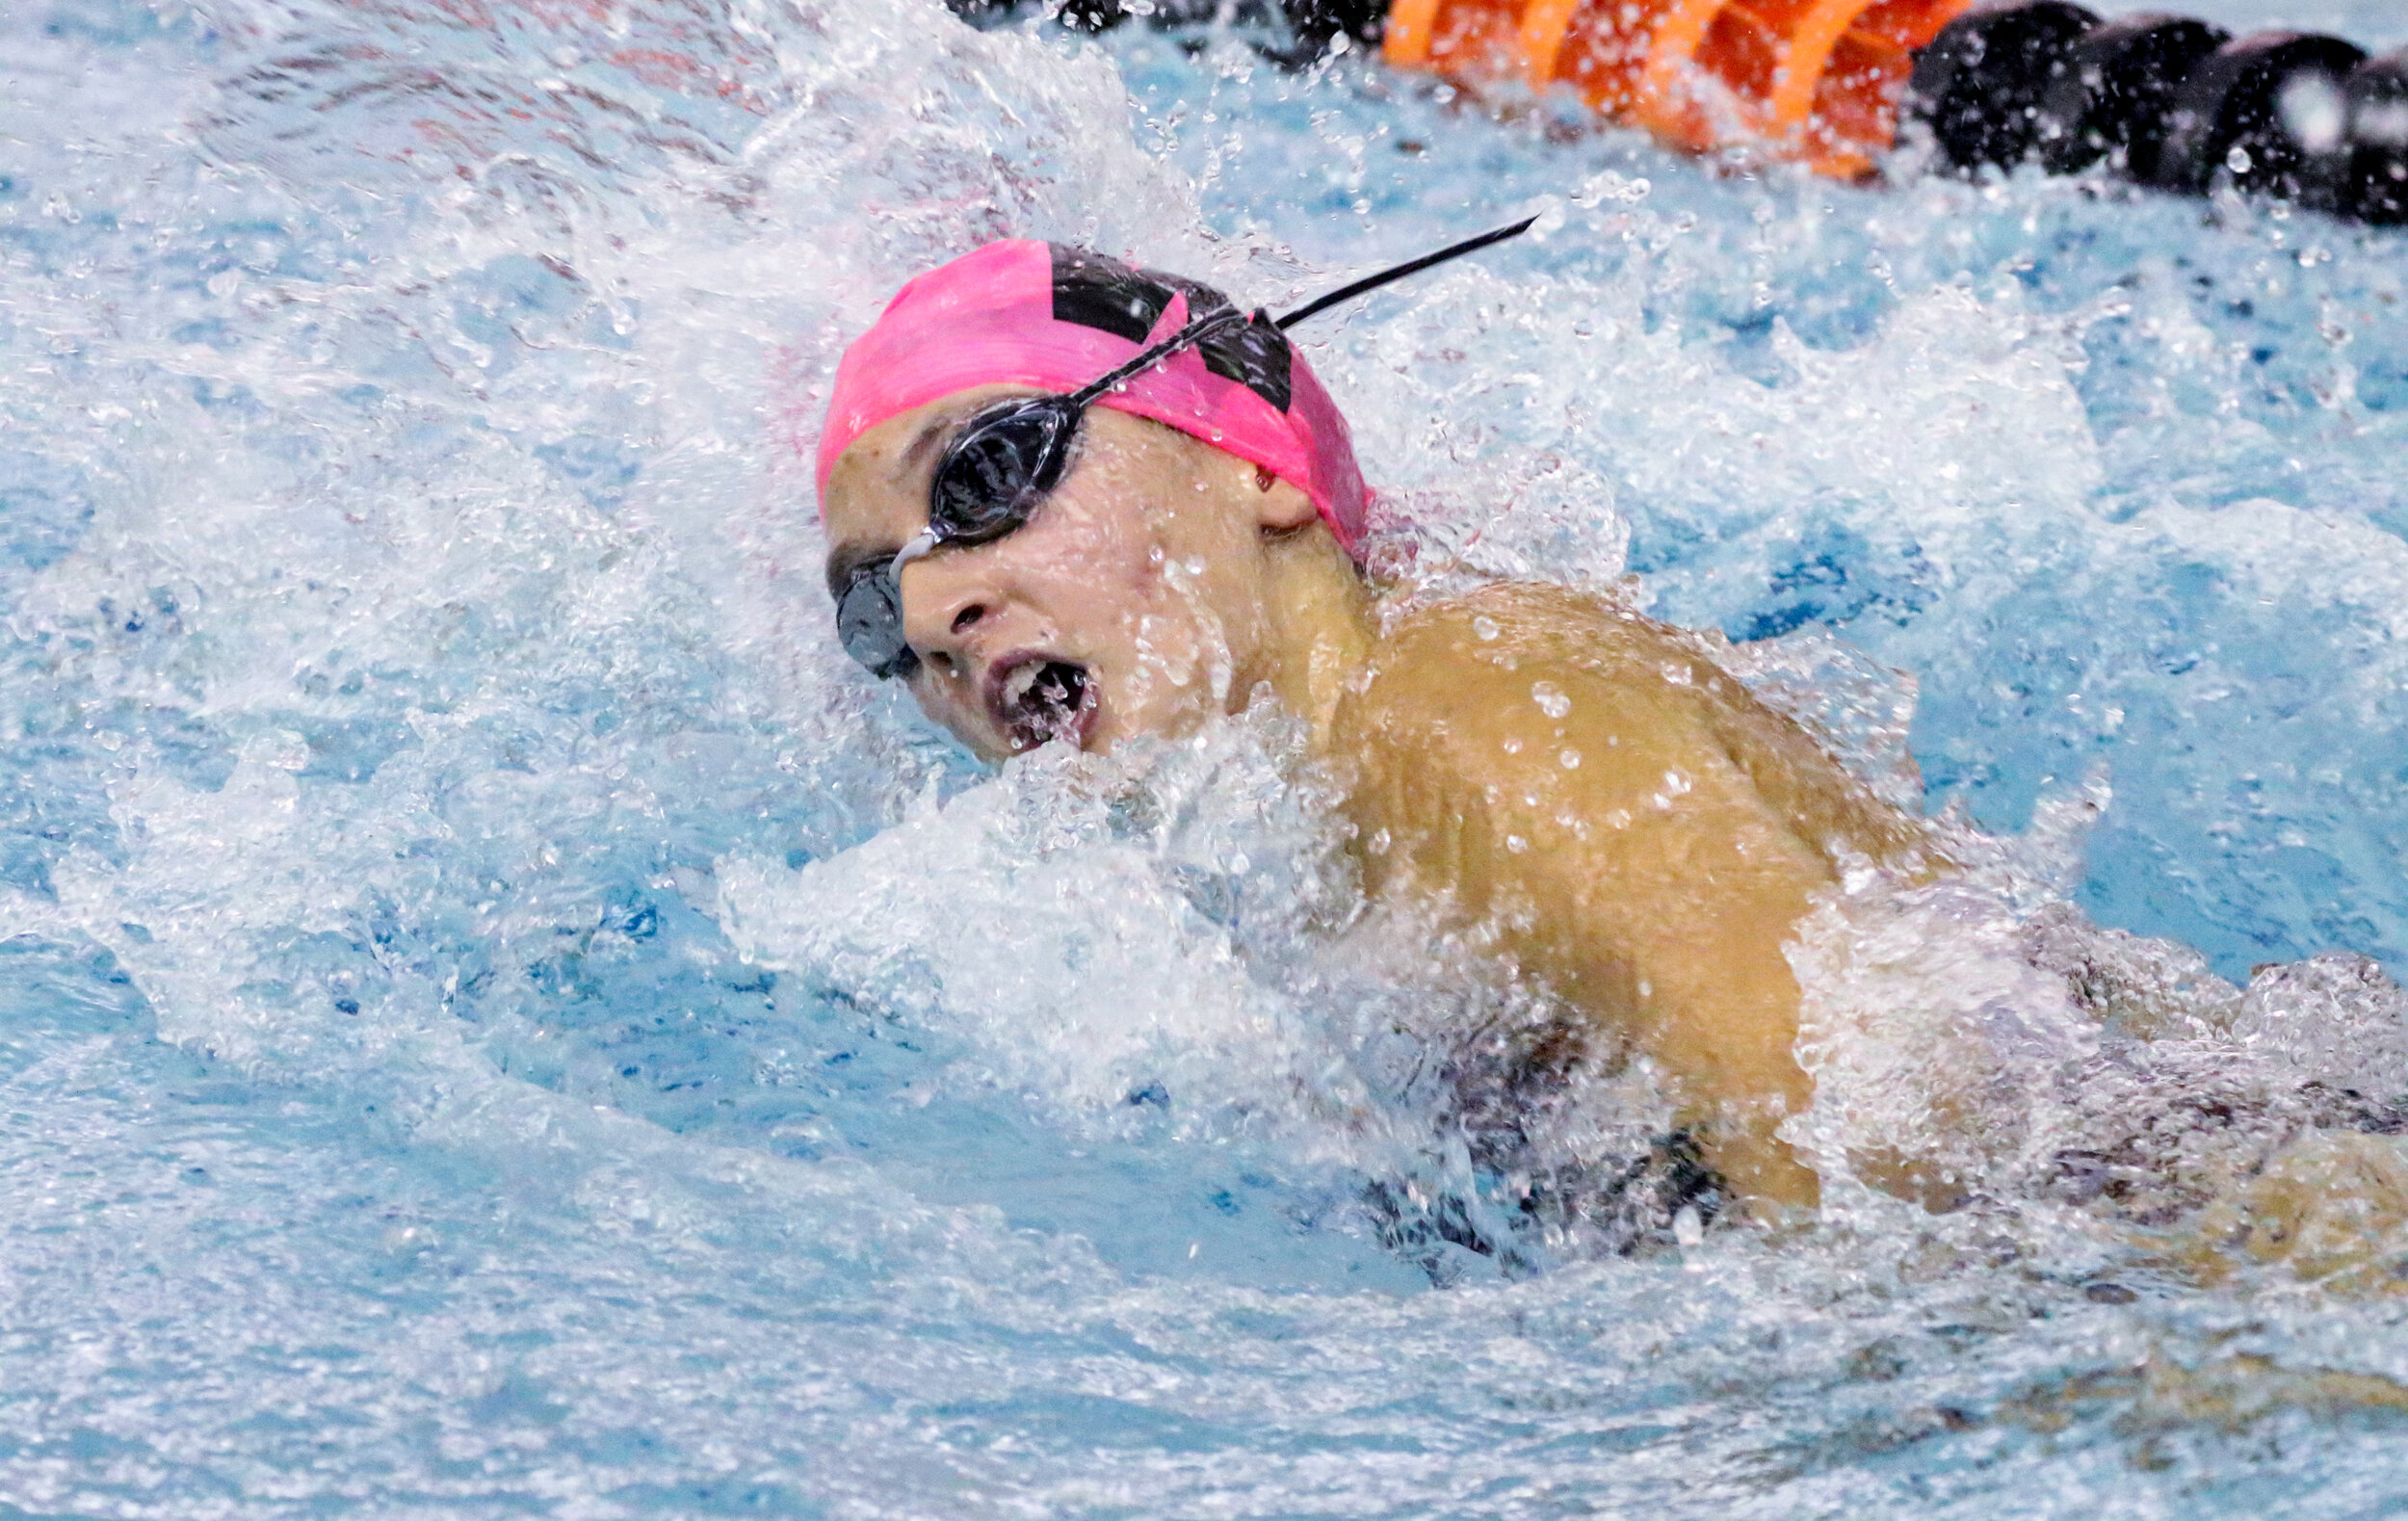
[814,237,1941,1217]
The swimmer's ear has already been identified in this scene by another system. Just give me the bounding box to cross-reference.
[1250,467,1319,535]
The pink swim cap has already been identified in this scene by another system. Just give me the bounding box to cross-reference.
[815,240,1368,555]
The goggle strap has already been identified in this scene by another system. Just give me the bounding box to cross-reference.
[1066,305,1250,408]
[1273,214,1539,330]
[1061,213,1540,406]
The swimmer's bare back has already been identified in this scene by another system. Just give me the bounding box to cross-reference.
[1331,581,1941,1215]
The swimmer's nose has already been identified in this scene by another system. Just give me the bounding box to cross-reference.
[896,552,1000,681]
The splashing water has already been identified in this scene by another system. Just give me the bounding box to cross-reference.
[5,0,2408,1512]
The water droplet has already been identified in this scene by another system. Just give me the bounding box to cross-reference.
[1531,681,1570,719]
[1472,616,1500,642]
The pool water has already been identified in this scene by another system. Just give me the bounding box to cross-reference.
[3,0,2407,1513]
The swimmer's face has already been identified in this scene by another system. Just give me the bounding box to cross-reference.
[821,387,1322,762]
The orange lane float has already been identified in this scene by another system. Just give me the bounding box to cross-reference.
[1379,0,1976,178]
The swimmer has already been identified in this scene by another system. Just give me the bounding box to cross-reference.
[812,232,1944,1219]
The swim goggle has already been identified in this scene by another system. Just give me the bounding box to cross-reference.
[835,215,1537,680]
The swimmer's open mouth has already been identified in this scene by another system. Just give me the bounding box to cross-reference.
[990,654,1096,752]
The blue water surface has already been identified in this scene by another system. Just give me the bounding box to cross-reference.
[3,0,2408,1514]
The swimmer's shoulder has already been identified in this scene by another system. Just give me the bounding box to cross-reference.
[1337,580,1717,746]
[1328,579,1722,852]
[1335,579,1940,872]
